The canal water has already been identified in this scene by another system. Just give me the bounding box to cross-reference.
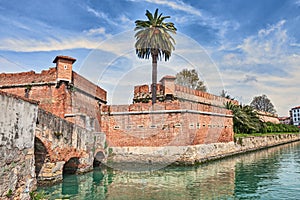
[38,141,300,199]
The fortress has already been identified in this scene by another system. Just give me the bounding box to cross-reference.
[0,56,238,146]
[1,55,294,199]
[0,55,237,198]
[0,55,237,147]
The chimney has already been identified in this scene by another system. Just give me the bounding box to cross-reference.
[53,55,76,83]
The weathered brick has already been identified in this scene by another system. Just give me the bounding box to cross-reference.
[101,101,234,147]
[0,56,107,131]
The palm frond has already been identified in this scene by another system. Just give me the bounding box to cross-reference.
[134,9,176,61]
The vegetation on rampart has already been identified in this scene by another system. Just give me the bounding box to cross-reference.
[226,102,299,135]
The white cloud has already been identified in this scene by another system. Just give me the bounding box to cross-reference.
[258,20,286,36]
[222,20,290,67]
[0,30,132,54]
[212,20,300,116]
[290,43,300,47]
[84,27,113,38]
[119,14,131,24]
[131,0,239,40]
[86,27,106,35]
[0,37,100,52]
[128,0,202,16]
[86,6,119,26]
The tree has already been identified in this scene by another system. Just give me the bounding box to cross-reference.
[220,90,234,99]
[250,94,276,114]
[225,102,262,134]
[175,69,207,92]
[134,9,177,104]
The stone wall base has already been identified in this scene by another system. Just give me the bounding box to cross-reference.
[105,134,300,168]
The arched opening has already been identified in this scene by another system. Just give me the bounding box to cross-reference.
[63,157,80,175]
[34,137,48,179]
[93,151,105,167]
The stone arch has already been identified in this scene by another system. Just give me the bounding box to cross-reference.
[93,151,105,167]
[34,137,48,179]
[63,157,80,176]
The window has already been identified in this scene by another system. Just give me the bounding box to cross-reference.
[64,65,68,69]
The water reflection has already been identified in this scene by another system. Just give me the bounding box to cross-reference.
[39,141,300,200]
[62,175,79,195]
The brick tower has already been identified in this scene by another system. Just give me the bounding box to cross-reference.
[53,55,76,83]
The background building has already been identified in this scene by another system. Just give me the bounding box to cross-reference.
[290,106,300,127]
[278,116,291,125]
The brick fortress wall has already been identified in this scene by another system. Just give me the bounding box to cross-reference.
[101,102,234,147]
[0,56,107,131]
[102,76,237,147]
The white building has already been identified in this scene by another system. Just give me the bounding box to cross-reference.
[290,106,300,126]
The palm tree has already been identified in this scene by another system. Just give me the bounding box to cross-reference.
[134,9,177,104]
[225,102,262,134]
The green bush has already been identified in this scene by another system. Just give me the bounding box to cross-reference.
[259,122,299,133]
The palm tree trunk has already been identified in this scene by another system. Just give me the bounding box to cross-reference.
[152,54,158,105]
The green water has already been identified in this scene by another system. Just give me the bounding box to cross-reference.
[38,141,300,199]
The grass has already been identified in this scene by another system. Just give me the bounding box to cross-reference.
[235,131,300,138]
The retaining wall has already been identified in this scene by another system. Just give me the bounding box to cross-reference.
[106,133,300,165]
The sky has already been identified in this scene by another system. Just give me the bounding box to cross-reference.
[0,0,300,116]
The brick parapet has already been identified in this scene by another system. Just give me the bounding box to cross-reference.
[0,68,57,86]
[174,84,238,107]
[133,80,238,107]
[104,100,232,115]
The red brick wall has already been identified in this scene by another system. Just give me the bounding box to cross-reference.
[133,82,238,107]
[0,68,57,86]
[101,101,234,147]
[0,68,107,131]
[175,84,239,107]
[134,84,149,94]
[1,83,70,119]
[70,90,101,131]
[73,72,106,102]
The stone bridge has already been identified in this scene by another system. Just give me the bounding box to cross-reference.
[34,109,106,185]
[1,91,106,199]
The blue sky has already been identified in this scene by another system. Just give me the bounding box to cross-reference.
[1,0,300,116]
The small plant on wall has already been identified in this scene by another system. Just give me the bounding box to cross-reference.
[29,191,45,200]
[68,84,76,93]
[53,131,63,138]
[6,189,13,198]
